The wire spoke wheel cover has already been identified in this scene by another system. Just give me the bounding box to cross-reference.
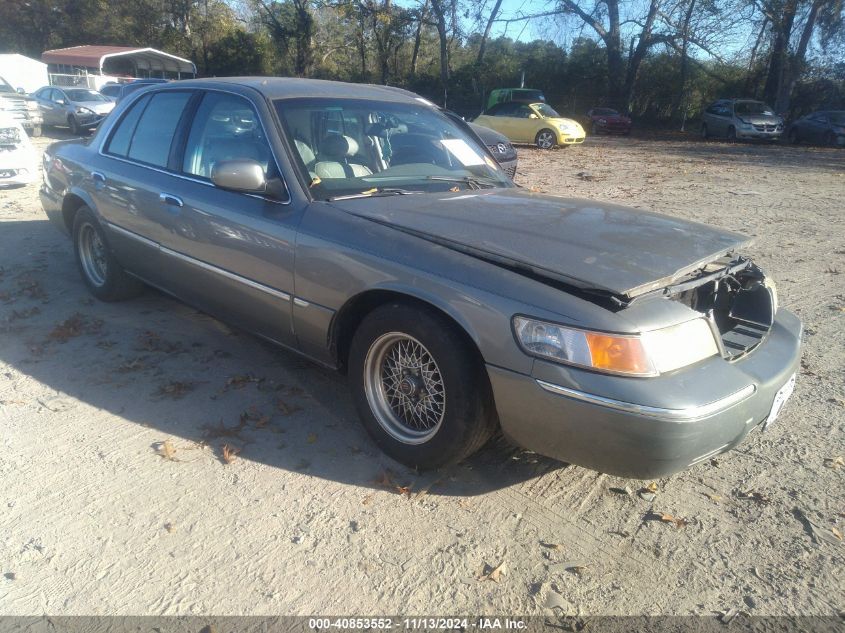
[364,332,446,444]
[78,222,108,287]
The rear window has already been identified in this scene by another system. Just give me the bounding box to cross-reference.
[106,91,191,168]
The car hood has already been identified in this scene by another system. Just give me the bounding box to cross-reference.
[329,189,751,299]
[740,113,782,125]
[545,117,582,128]
[76,101,114,115]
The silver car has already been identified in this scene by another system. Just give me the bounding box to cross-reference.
[32,86,115,135]
[701,99,784,141]
[39,78,801,478]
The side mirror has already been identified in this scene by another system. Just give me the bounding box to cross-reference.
[16,87,25,95]
[211,159,267,193]
[528,113,539,119]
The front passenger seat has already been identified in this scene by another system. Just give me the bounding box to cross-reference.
[314,134,372,179]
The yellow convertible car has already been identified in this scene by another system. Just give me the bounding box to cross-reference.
[473,102,585,149]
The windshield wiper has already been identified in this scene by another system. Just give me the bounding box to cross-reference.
[329,187,423,201]
[426,175,501,190]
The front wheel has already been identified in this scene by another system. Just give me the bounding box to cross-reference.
[72,206,143,301]
[68,115,83,136]
[348,303,497,470]
[535,129,557,149]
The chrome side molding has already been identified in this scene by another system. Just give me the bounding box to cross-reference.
[536,380,756,422]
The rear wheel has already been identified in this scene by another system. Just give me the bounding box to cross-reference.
[348,303,497,469]
[535,129,557,149]
[72,206,143,301]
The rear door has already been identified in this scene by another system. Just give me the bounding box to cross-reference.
[150,89,301,347]
[93,89,195,282]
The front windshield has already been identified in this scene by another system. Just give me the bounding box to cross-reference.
[593,108,618,116]
[533,103,561,118]
[66,89,108,103]
[275,98,511,200]
[735,101,774,116]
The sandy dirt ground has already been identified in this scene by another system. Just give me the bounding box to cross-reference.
[1,129,843,617]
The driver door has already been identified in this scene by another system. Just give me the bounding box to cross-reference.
[152,90,301,347]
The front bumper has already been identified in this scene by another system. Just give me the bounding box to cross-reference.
[558,132,585,145]
[488,309,802,478]
[76,114,108,129]
[736,126,782,140]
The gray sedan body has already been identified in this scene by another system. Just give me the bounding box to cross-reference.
[702,99,784,141]
[32,86,115,133]
[40,78,801,478]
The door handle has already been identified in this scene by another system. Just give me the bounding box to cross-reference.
[159,193,183,208]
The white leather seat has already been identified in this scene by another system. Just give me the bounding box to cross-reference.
[315,134,372,179]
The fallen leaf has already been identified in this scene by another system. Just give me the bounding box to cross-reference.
[156,440,178,461]
[223,374,261,391]
[362,493,374,506]
[477,560,506,583]
[540,542,564,551]
[163,523,175,533]
[155,381,195,399]
[705,493,723,503]
[374,470,394,488]
[276,399,302,416]
[609,486,632,496]
[396,485,413,498]
[306,433,318,444]
[738,490,771,504]
[645,482,658,493]
[824,456,844,470]
[645,511,688,528]
[832,527,843,541]
[221,444,240,464]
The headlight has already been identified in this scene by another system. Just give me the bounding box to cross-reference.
[513,316,719,377]
[598,118,607,124]
[0,127,21,144]
[76,106,94,115]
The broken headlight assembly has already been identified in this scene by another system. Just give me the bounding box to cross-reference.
[513,316,718,377]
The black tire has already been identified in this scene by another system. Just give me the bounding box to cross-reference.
[72,206,143,301]
[68,115,83,136]
[788,128,799,144]
[727,125,737,142]
[348,302,497,470]
[535,128,557,149]
[701,123,709,140]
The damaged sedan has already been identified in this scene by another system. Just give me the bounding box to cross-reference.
[39,78,802,478]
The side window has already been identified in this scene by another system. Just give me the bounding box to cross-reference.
[182,91,276,180]
[52,90,66,104]
[485,103,503,116]
[515,105,533,118]
[126,91,192,167]
[105,93,152,157]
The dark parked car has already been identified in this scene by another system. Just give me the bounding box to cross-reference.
[586,107,631,135]
[469,122,517,179]
[39,78,801,478]
[788,110,845,146]
[99,79,169,104]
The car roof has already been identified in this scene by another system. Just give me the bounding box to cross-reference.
[155,77,428,104]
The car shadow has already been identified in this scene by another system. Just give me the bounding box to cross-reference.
[0,218,566,497]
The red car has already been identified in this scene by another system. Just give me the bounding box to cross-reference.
[587,108,632,135]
